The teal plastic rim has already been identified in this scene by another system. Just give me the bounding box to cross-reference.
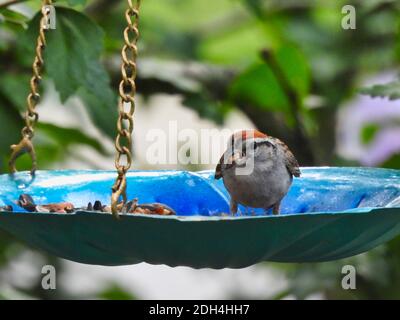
[0,167,399,269]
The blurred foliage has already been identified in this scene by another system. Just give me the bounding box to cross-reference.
[361,123,381,144]
[19,7,117,138]
[96,283,137,300]
[362,79,400,100]
[0,0,400,300]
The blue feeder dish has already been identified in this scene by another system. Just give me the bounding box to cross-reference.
[0,167,400,269]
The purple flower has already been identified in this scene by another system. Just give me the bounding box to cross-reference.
[336,73,400,166]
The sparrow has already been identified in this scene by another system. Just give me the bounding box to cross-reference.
[215,130,300,215]
[17,194,75,213]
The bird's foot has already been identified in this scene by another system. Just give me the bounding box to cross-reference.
[272,202,281,215]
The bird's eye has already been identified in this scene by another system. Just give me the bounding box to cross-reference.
[253,141,258,150]
[264,141,276,149]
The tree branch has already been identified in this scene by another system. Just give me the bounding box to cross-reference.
[260,48,316,165]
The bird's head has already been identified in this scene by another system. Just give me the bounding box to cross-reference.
[225,130,277,165]
[215,129,279,179]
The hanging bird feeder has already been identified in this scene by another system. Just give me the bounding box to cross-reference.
[1,0,400,269]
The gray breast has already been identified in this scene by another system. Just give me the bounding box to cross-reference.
[222,160,292,209]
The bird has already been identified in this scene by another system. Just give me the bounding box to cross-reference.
[17,194,75,213]
[215,130,300,215]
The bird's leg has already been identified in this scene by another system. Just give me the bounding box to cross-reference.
[230,199,238,216]
[272,202,281,215]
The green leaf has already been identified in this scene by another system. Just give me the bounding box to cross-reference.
[361,123,380,145]
[198,21,270,65]
[381,154,400,169]
[57,0,88,6]
[275,45,310,98]
[243,0,267,19]
[182,93,229,124]
[0,99,23,172]
[230,61,290,112]
[0,122,109,173]
[229,45,310,126]
[96,284,137,300]
[361,81,400,100]
[0,9,29,28]
[67,0,88,6]
[19,7,117,138]
[37,123,108,155]
[0,74,30,111]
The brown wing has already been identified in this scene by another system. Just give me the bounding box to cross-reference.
[271,137,301,178]
[215,154,224,179]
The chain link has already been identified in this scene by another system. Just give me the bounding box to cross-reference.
[9,0,53,175]
[111,0,141,217]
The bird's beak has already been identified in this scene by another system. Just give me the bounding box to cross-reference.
[228,151,246,167]
[228,151,240,164]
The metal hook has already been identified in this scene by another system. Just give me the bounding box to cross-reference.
[111,174,127,219]
[9,137,37,176]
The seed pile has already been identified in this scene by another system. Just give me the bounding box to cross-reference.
[85,198,176,216]
[0,205,13,212]
[8,194,176,216]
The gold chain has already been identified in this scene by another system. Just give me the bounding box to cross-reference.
[9,0,53,175]
[111,0,141,217]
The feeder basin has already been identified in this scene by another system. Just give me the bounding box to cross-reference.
[0,167,399,269]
